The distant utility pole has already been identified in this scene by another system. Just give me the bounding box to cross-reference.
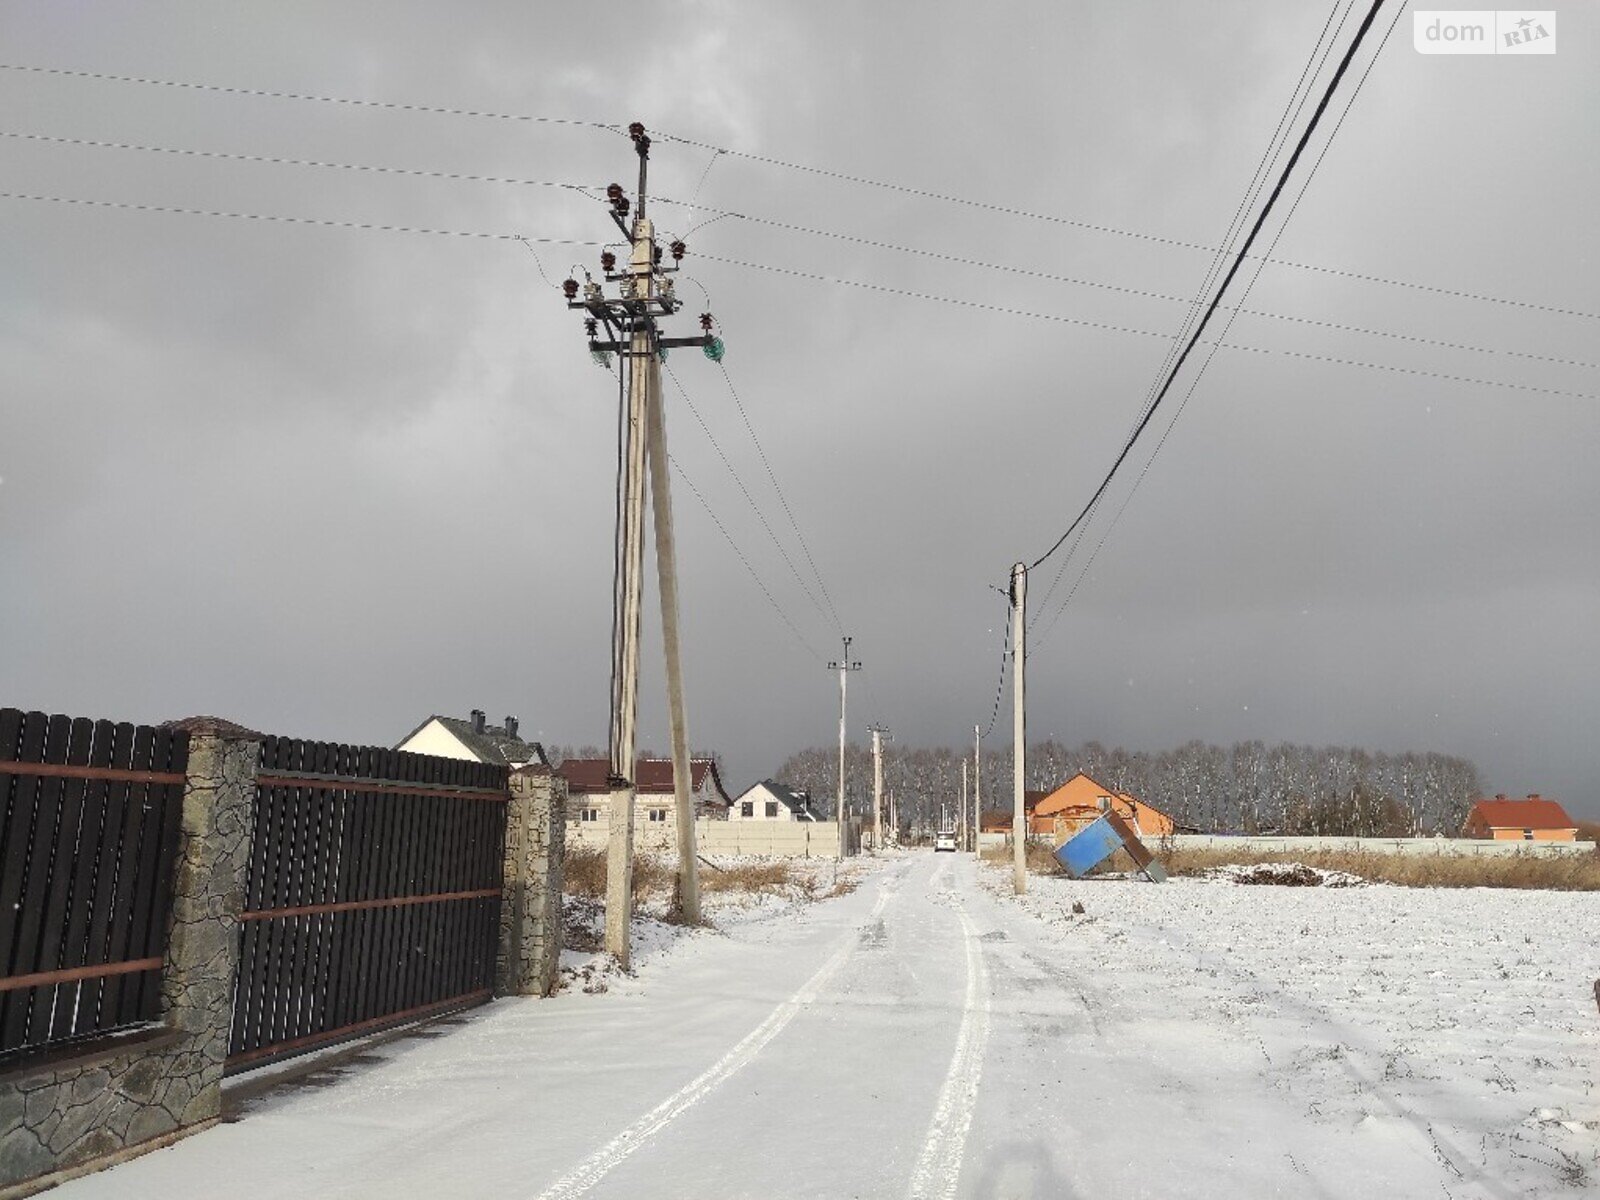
[563,122,724,962]
[1010,562,1028,895]
[972,723,981,856]
[869,724,890,853]
[960,759,968,851]
[828,636,862,860]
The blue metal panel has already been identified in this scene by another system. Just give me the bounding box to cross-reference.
[1054,815,1126,878]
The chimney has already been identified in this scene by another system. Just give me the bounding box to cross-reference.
[1528,793,1541,800]
[1495,793,1507,801]
[504,715,519,739]
[470,709,486,734]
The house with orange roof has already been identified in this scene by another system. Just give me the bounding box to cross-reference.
[1462,794,1578,841]
[1029,772,1175,840]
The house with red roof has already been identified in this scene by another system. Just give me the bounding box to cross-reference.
[1462,794,1578,842]
[559,756,733,846]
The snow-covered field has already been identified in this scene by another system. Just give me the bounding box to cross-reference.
[988,866,1600,1194]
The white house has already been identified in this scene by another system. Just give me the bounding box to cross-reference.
[730,780,819,822]
[559,757,733,832]
[396,710,550,769]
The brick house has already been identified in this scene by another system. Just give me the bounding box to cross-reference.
[1462,794,1578,841]
[1029,772,1175,840]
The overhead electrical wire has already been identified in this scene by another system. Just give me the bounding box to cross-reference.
[1029,0,1359,627]
[1032,0,1411,650]
[3,189,1589,407]
[667,451,825,664]
[0,63,619,132]
[1025,0,1394,574]
[663,361,836,632]
[7,60,1594,323]
[12,124,1583,370]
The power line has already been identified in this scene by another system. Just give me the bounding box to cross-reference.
[1029,0,1357,628]
[714,361,846,635]
[1033,0,1412,651]
[662,361,836,633]
[0,189,598,245]
[667,451,825,663]
[1026,0,1394,573]
[4,189,1590,406]
[695,250,1597,403]
[979,597,1013,741]
[0,63,619,132]
[0,129,604,192]
[9,62,1591,324]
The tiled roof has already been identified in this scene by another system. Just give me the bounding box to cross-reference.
[1468,797,1575,830]
[558,757,731,805]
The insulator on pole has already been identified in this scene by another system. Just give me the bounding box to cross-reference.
[698,312,715,332]
[562,278,579,299]
[600,251,617,272]
[670,240,686,261]
[703,336,726,363]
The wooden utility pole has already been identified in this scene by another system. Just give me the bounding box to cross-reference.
[973,723,982,856]
[1011,562,1028,895]
[563,123,719,964]
[828,637,862,860]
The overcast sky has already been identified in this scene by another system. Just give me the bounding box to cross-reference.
[2,2,1595,817]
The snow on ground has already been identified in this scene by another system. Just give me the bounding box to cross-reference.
[985,864,1600,1194]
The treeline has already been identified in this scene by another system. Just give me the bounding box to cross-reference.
[772,739,1482,838]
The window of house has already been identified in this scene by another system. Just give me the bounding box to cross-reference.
[741,801,753,817]
[1523,828,1534,840]
[580,808,599,822]
[766,802,779,818]
[648,808,668,822]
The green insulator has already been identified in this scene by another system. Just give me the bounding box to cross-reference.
[657,347,669,363]
[703,336,726,363]
[591,349,613,369]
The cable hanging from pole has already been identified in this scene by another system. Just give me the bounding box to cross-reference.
[1024,0,1392,575]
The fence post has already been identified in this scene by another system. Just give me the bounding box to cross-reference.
[498,767,566,997]
[157,717,261,1121]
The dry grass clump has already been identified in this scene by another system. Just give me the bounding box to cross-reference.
[562,845,675,909]
[700,861,795,894]
[981,842,1064,876]
[1157,844,1600,891]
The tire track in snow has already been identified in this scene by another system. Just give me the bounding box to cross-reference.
[906,880,990,1200]
[532,870,904,1200]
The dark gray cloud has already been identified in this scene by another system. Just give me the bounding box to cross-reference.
[2,1,1595,817]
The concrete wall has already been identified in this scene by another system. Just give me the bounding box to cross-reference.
[566,816,855,858]
[1163,834,1597,857]
[1,720,259,1197]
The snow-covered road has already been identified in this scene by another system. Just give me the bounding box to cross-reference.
[59,852,1597,1198]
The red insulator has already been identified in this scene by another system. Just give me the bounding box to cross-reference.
[606,183,624,202]
[562,279,579,300]
[628,121,646,140]
[652,244,663,265]
[600,251,616,272]
[670,240,686,261]
[699,312,715,331]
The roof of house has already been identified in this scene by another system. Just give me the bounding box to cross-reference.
[1467,795,1575,830]
[558,757,732,805]
[398,714,549,768]
[739,779,818,819]
[1032,772,1172,824]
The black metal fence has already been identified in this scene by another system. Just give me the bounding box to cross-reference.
[227,737,508,1071]
[0,709,188,1060]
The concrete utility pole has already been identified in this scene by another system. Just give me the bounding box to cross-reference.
[828,636,862,860]
[563,123,720,964]
[973,723,982,856]
[869,724,890,853]
[960,759,968,851]
[1011,561,1028,896]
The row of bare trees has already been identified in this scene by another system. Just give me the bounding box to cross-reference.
[772,739,1482,838]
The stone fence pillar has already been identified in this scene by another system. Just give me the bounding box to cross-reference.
[497,767,566,997]
[0,717,258,1197]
